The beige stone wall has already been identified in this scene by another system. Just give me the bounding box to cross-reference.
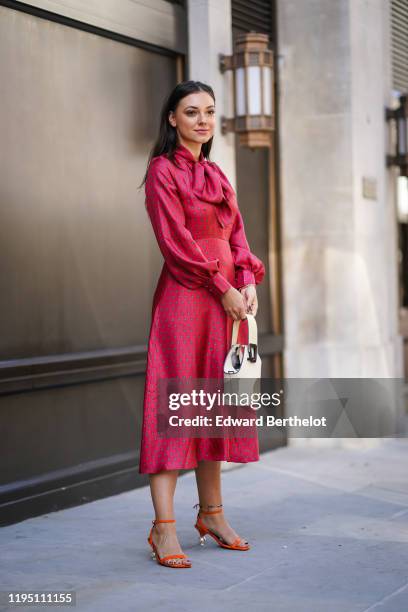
[187,0,236,185]
[277,0,403,378]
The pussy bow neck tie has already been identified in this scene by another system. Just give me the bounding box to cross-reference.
[173,143,237,227]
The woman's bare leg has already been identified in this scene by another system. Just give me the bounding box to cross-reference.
[194,461,248,546]
[149,469,190,566]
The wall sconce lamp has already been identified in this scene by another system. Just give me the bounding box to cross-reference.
[219,32,274,148]
[386,93,408,177]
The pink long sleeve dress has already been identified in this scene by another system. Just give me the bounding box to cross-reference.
[138,143,265,474]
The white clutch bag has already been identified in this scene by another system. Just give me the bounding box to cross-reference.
[223,313,261,406]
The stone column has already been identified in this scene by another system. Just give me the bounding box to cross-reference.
[277,0,403,378]
[186,0,236,186]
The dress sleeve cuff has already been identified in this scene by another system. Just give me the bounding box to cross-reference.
[206,271,232,297]
[235,269,256,290]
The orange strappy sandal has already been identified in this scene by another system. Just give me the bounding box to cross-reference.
[148,519,192,568]
[193,503,250,551]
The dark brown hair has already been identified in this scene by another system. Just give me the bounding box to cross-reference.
[138,80,215,188]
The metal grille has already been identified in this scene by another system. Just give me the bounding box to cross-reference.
[232,0,273,36]
[391,0,408,93]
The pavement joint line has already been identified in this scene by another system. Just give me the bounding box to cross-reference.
[370,483,408,495]
[390,507,408,519]
[187,557,238,573]
[252,462,408,501]
[359,580,408,612]
[223,564,277,592]
[251,462,362,491]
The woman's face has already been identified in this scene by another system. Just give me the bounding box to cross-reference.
[168,91,216,145]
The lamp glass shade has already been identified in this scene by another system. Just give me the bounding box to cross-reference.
[398,116,407,156]
[406,118,408,156]
[397,176,408,222]
[247,66,261,115]
[262,65,272,116]
[235,67,246,116]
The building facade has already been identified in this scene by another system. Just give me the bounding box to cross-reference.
[0,0,406,524]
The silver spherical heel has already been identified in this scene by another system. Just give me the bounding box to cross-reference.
[199,535,207,546]
[151,551,157,560]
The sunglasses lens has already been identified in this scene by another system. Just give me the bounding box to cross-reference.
[231,345,245,371]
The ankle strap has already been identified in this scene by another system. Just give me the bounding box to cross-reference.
[152,519,176,524]
[193,503,223,515]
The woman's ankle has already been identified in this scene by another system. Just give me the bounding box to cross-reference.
[153,521,177,534]
[195,502,223,514]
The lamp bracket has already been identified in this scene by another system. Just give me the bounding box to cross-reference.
[219,53,234,73]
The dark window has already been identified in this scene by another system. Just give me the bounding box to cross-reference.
[231,0,273,37]
[400,223,408,307]
[391,0,408,93]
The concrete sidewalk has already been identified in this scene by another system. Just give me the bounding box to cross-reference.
[1,438,408,612]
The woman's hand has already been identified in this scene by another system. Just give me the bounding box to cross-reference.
[239,284,258,316]
[221,287,247,321]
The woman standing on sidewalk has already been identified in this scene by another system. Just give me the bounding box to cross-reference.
[138,80,265,568]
